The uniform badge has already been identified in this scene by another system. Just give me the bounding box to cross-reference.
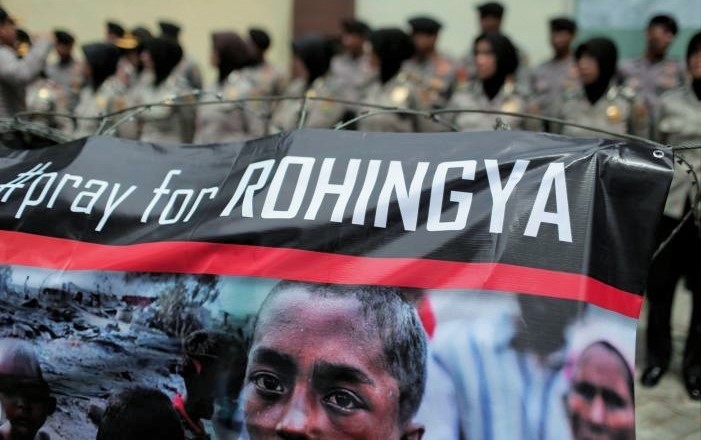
[606,105,622,123]
[390,86,410,105]
[226,88,239,100]
[95,95,108,111]
[500,99,519,114]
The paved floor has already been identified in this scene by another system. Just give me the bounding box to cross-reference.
[635,286,701,440]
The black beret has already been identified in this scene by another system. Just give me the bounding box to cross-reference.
[477,2,504,18]
[408,16,442,34]
[158,21,181,39]
[549,17,577,33]
[341,18,370,36]
[54,29,75,45]
[248,27,271,51]
[106,21,125,38]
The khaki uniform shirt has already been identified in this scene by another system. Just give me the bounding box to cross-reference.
[448,80,529,131]
[25,78,70,131]
[657,86,701,221]
[73,77,129,138]
[45,59,82,111]
[329,52,377,102]
[555,85,649,138]
[620,57,686,137]
[135,75,195,144]
[357,73,418,132]
[530,56,578,123]
[246,61,288,136]
[194,69,260,143]
[401,53,457,132]
[270,76,349,131]
[0,39,53,118]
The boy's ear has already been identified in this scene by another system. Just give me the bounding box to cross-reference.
[400,422,424,440]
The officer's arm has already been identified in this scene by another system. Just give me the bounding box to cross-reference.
[0,38,52,85]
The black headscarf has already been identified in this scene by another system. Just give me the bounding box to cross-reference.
[370,28,415,84]
[292,34,335,87]
[575,37,618,104]
[212,31,255,84]
[474,32,518,100]
[687,31,701,100]
[82,43,121,92]
[144,37,183,87]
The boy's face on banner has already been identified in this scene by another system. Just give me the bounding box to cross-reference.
[242,287,409,440]
[566,344,635,440]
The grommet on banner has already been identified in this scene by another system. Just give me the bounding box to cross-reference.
[653,150,665,159]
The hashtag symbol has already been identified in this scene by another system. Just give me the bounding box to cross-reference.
[0,162,53,203]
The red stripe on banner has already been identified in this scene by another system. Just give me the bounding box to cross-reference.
[0,230,643,318]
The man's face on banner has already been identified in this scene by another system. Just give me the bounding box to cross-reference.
[566,344,635,440]
[243,287,411,440]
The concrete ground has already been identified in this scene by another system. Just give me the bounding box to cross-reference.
[635,284,701,440]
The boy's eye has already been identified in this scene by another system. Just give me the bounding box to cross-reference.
[323,390,364,411]
[252,372,285,395]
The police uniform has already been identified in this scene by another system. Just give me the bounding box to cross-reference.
[73,76,129,138]
[530,56,578,121]
[449,79,528,130]
[556,84,649,138]
[135,74,194,143]
[246,61,287,136]
[656,84,701,236]
[25,77,70,131]
[194,68,260,143]
[402,54,457,131]
[404,16,457,132]
[270,76,348,131]
[45,59,82,112]
[357,73,417,132]
[644,83,701,398]
[330,52,376,101]
[330,19,376,102]
[620,56,686,137]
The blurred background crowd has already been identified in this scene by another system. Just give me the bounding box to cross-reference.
[0,0,699,438]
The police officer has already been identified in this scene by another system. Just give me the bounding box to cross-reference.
[357,27,417,132]
[247,27,286,97]
[402,16,457,132]
[620,15,686,138]
[194,31,259,143]
[18,31,70,131]
[467,2,530,88]
[556,38,648,137]
[329,19,376,102]
[642,31,701,401]
[270,34,348,131]
[158,21,201,142]
[529,18,578,130]
[246,27,287,135]
[449,32,529,131]
[135,37,195,143]
[73,42,126,138]
[46,29,82,112]
[0,6,53,119]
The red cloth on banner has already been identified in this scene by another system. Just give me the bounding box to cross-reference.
[418,296,436,338]
[172,393,205,436]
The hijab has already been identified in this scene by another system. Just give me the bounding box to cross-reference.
[369,28,415,84]
[82,42,121,92]
[474,32,519,100]
[292,34,335,87]
[144,37,183,87]
[212,31,255,84]
[575,37,618,104]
